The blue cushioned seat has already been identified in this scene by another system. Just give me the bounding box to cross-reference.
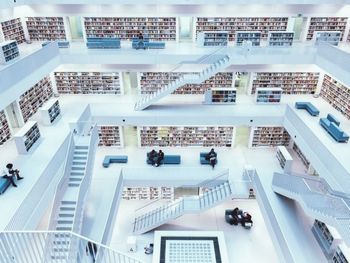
[132,40,165,49]
[319,116,349,143]
[295,102,319,116]
[103,155,128,168]
[146,154,181,165]
[0,177,11,195]
[86,38,121,49]
[327,114,340,126]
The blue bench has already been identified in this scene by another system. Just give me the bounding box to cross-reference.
[146,155,181,165]
[200,152,218,165]
[295,102,320,116]
[0,176,11,195]
[319,114,349,143]
[103,155,128,168]
[132,40,165,49]
[42,41,70,48]
[86,38,121,49]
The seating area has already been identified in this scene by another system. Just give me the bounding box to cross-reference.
[86,38,121,49]
[103,155,128,168]
[42,41,70,48]
[0,176,11,194]
[131,39,165,49]
[146,154,181,165]
[200,152,218,165]
[295,102,320,116]
[319,114,349,143]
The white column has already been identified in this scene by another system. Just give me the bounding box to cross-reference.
[63,16,72,41]
[20,16,30,42]
[342,17,350,43]
[119,72,124,95]
[315,71,325,95]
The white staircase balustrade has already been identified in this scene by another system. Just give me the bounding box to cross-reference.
[0,231,144,263]
[272,172,350,246]
[134,52,231,111]
[46,123,98,262]
[133,169,252,235]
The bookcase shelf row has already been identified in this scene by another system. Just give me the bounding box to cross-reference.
[292,142,310,170]
[14,121,41,154]
[19,76,54,123]
[249,126,291,148]
[307,17,348,41]
[26,17,67,41]
[196,17,288,41]
[98,126,123,147]
[268,31,294,47]
[84,17,177,41]
[1,18,26,44]
[139,72,233,95]
[54,72,122,95]
[251,72,320,95]
[320,74,350,120]
[122,187,173,200]
[0,110,11,146]
[0,40,19,63]
[138,126,235,147]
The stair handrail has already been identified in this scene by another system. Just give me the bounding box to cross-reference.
[0,230,145,263]
[142,46,228,96]
[197,169,230,189]
[48,132,75,230]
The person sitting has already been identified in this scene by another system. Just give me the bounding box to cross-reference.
[137,31,145,49]
[155,150,164,167]
[6,163,23,180]
[148,149,158,165]
[144,243,154,255]
[205,148,217,169]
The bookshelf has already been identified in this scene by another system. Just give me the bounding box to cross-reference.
[320,74,350,120]
[333,244,350,263]
[14,121,41,154]
[268,31,294,47]
[0,110,11,146]
[292,142,310,170]
[315,31,341,46]
[138,126,235,147]
[26,17,66,41]
[196,31,228,47]
[98,126,123,147]
[54,72,123,95]
[255,88,282,104]
[196,17,288,41]
[204,88,236,104]
[307,17,347,41]
[236,31,261,46]
[138,72,233,95]
[312,219,342,259]
[0,40,19,64]
[84,17,177,41]
[250,72,319,95]
[249,126,291,148]
[122,187,173,200]
[276,146,293,173]
[19,76,54,123]
[40,98,61,125]
[1,18,25,44]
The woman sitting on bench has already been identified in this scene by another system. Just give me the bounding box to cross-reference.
[154,150,164,167]
[3,163,23,188]
[205,148,217,169]
[148,149,157,165]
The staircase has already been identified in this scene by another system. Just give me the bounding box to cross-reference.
[134,54,231,110]
[46,126,98,261]
[272,172,350,246]
[133,180,237,235]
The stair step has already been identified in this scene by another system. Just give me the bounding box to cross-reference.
[53,248,69,252]
[60,206,75,211]
[69,177,82,182]
[56,227,72,231]
[58,213,74,217]
[61,201,76,205]
[72,161,86,166]
[70,172,84,176]
[53,240,70,245]
[75,145,88,149]
[73,156,87,160]
[71,166,85,170]
[74,151,88,155]
[51,255,67,260]
[57,220,73,224]
[69,183,80,187]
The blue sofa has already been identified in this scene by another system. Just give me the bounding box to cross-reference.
[200,152,218,165]
[42,41,70,48]
[295,102,320,116]
[0,176,11,194]
[86,38,121,49]
[319,114,349,143]
[132,39,165,49]
[103,155,128,168]
[146,154,181,165]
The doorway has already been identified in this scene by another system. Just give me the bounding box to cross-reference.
[234,126,250,148]
[68,16,84,41]
[235,72,251,94]
[122,126,138,148]
[5,101,23,129]
[179,17,193,42]
[292,16,308,41]
[174,187,199,199]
